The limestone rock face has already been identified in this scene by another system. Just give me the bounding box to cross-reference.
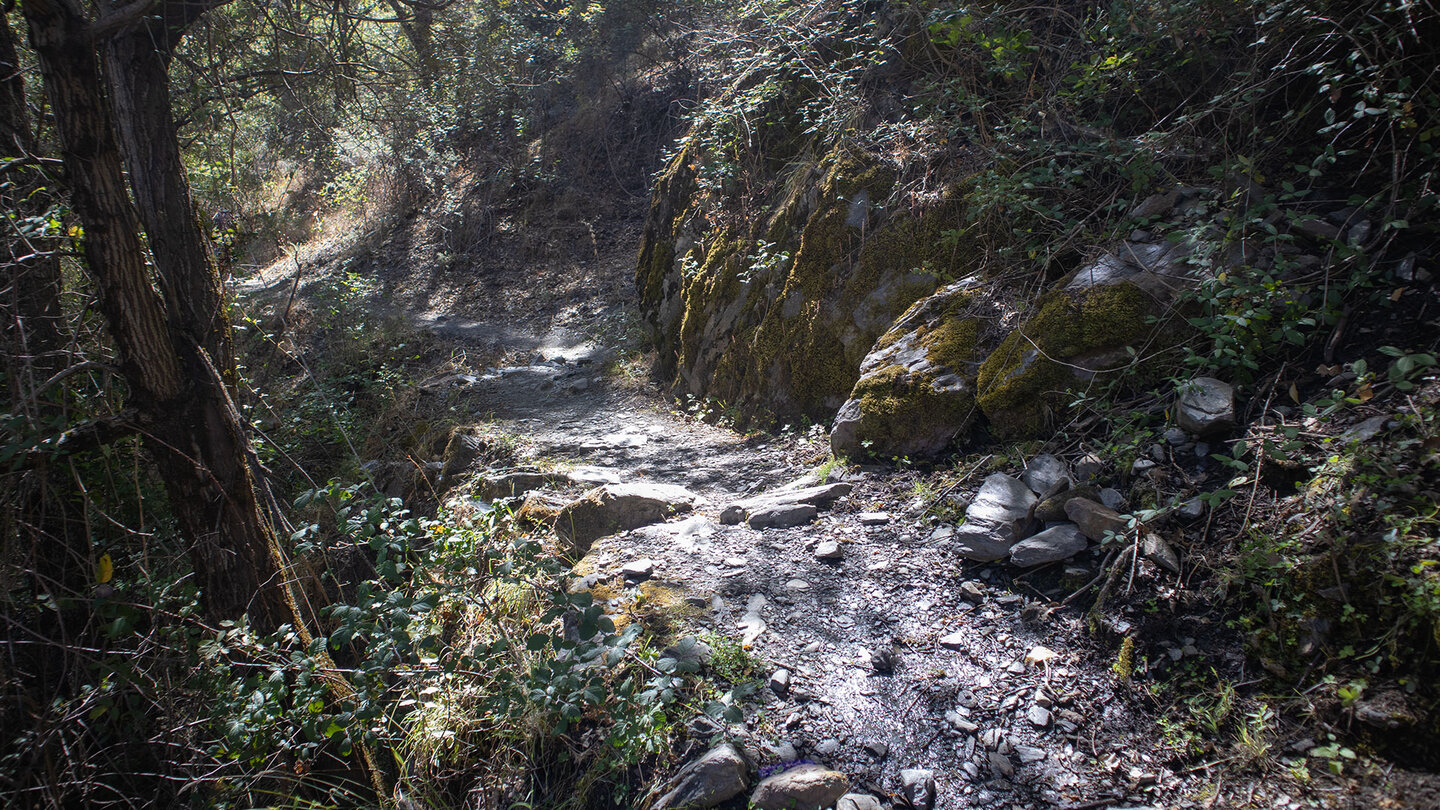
[553,483,699,556]
[638,139,979,428]
[653,743,750,810]
[830,279,992,459]
[750,764,849,810]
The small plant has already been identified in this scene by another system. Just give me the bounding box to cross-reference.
[1112,636,1136,681]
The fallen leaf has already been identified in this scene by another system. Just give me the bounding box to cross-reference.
[1357,383,1374,402]
[96,554,113,584]
[1289,382,1300,403]
[1391,287,1406,302]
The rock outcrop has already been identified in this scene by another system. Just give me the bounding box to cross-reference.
[638,141,979,427]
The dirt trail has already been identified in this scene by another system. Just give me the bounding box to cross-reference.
[389,240,1188,809]
[243,225,1191,808]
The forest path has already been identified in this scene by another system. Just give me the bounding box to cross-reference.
[246,221,1181,808]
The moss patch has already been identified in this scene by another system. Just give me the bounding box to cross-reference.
[976,282,1167,438]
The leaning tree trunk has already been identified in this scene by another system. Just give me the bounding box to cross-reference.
[21,0,290,633]
[104,5,235,381]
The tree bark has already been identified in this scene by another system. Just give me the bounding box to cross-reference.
[105,10,236,382]
[21,0,290,633]
[1,8,93,694]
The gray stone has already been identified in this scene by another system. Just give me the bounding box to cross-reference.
[762,741,798,762]
[1164,427,1188,446]
[726,483,852,528]
[1027,705,1052,728]
[1290,214,1341,242]
[959,580,986,602]
[939,631,967,650]
[475,470,558,501]
[1343,415,1389,443]
[863,740,888,758]
[1064,497,1128,542]
[554,483,699,556]
[653,743,750,810]
[950,524,1016,562]
[1099,487,1127,511]
[769,668,792,698]
[1176,377,1235,437]
[987,751,1014,777]
[1021,453,1071,496]
[748,503,818,530]
[1015,745,1046,763]
[830,280,986,459]
[900,768,937,810]
[1130,189,1181,219]
[741,482,853,510]
[965,473,1036,529]
[858,511,891,525]
[869,647,896,674]
[1009,524,1088,567]
[1176,497,1206,522]
[814,540,844,560]
[814,738,841,756]
[750,763,849,810]
[835,795,883,810]
[1033,485,1101,522]
[621,558,656,581]
[1074,453,1104,481]
[662,638,713,672]
[1142,534,1181,574]
[946,710,978,733]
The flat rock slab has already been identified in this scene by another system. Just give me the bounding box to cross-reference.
[964,473,1036,529]
[1065,497,1128,542]
[749,503,819,529]
[736,482,853,511]
[653,743,750,810]
[725,482,851,529]
[751,764,848,810]
[554,483,699,555]
[1010,524,1088,567]
[475,470,560,500]
[900,768,937,810]
[949,524,1016,562]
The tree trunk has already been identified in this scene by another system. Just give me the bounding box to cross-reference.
[106,17,236,383]
[21,0,290,633]
[1,8,93,695]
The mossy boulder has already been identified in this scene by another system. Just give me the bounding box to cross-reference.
[831,279,995,459]
[636,140,980,427]
[975,280,1181,438]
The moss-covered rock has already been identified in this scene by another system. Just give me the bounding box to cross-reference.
[636,139,981,426]
[830,279,995,458]
[975,281,1178,438]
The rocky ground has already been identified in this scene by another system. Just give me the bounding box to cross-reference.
[235,215,1435,810]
